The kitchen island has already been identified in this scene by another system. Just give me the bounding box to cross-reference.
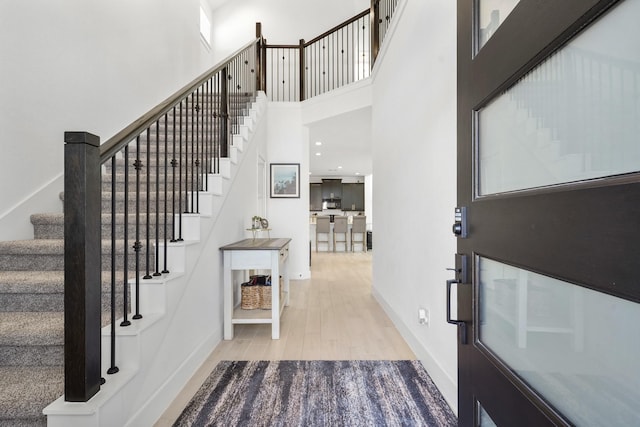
[309,215,367,252]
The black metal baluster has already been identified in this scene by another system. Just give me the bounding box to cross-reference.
[333,31,337,91]
[280,48,286,101]
[272,48,276,101]
[133,136,143,319]
[195,87,200,214]
[351,22,355,84]
[171,107,177,243]
[177,101,184,240]
[215,73,220,173]
[221,67,228,160]
[153,121,161,277]
[232,59,236,132]
[325,36,329,93]
[356,20,360,80]
[162,114,169,274]
[206,78,211,183]
[185,94,190,213]
[363,17,367,77]
[190,92,196,213]
[108,156,119,375]
[121,145,131,328]
[202,81,208,192]
[144,129,152,279]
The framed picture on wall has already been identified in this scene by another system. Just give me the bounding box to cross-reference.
[270,163,300,198]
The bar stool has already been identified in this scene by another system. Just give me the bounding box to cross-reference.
[351,216,367,252]
[315,216,331,252]
[333,216,348,252]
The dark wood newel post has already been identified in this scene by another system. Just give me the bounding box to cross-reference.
[299,39,305,101]
[64,131,102,402]
[371,0,380,66]
[261,38,267,96]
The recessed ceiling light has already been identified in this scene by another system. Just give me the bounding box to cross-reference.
[315,141,322,146]
[337,166,343,169]
[315,152,322,156]
[355,172,360,175]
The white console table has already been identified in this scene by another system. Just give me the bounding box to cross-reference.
[220,238,291,339]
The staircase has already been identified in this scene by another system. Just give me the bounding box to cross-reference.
[0,91,266,426]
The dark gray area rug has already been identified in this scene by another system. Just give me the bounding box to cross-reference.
[174,360,457,426]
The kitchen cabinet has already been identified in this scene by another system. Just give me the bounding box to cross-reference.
[310,183,323,211]
[341,183,364,211]
[321,179,342,200]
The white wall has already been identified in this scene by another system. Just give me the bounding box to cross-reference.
[0,0,215,239]
[265,103,311,279]
[370,0,459,413]
[364,174,373,230]
[209,0,368,62]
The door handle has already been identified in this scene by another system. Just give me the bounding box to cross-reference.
[446,278,468,345]
[447,254,470,345]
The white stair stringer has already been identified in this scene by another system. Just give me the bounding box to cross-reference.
[43,91,268,427]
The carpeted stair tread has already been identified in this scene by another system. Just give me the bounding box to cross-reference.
[0,366,63,425]
[31,212,173,240]
[0,271,64,293]
[31,212,170,226]
[0,240,64,255]
[0,270,132,294]
[0,239,155,272]
[0,312,63,346]
[0,270,129,313]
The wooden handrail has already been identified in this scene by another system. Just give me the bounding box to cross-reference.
[304,9,370,46]
[100,38,260,162]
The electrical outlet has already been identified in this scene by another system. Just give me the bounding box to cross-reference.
[418,308,429,326]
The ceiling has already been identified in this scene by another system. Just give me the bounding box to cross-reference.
[307,107,372,178]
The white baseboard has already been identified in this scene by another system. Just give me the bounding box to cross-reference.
[126,328,222,426]
[371,287,458,416]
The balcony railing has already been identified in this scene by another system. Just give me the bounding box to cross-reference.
[263,0,400,101]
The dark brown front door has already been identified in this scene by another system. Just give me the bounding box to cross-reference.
[456,0,640,425]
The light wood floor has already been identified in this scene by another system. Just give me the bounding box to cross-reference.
[155,251,415,426]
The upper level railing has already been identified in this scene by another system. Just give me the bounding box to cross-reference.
[63,36,261,402]
[263,0,399,101]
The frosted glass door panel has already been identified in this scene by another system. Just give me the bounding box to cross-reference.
[477,0,640,196]
[477,402,498,427]
[478,257,640,426]
[477,0,520,50]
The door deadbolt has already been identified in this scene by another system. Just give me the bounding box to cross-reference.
[452,207,468,238]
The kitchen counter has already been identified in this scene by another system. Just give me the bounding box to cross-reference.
[309,213,364,224]
[310,222,367,251]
